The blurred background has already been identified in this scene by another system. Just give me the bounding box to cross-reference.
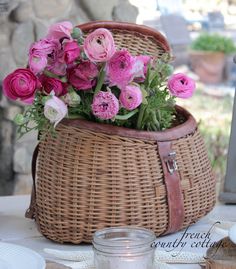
[0,0,235,198]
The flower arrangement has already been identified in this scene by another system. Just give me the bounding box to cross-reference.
[2,21,196,137]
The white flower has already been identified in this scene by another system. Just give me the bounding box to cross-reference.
[44,96,68,127]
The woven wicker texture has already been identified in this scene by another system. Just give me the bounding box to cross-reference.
[32,22,215,243]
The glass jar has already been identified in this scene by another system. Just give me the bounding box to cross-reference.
[92,226,156,269]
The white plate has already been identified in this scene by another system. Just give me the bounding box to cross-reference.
[0,242,46,269]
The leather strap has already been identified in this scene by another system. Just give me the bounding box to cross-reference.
[158,141,185,234]
[25,144,39,219]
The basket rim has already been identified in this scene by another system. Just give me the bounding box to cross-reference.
[60,106,197,142]
[78,20,171,53]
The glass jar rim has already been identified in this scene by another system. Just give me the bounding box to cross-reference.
[92,226,156,250]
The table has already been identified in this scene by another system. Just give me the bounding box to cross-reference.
[0,195,236,269]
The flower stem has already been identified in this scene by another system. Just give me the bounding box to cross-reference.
[136,104,146,129]
[94,64,106,94]
[115,109,138,120]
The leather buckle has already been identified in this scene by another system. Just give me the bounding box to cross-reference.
[164,152,178,175]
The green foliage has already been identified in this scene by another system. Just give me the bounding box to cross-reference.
[14,92,53,139]
[136,53,176,131]
[191,33,236,54]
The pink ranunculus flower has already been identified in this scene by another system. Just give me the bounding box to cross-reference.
[106,49,135,88]
[67,61,99,90]
[3,68,40,104]
[39,74,67,96]
[46,21,73,40]
[64,41,81,64]
[47,60,67,76]
[47,47,67,76]
[119,85,143,110]
[29,53,48,74]
[44,95,68,127]
[84,28,115,62]
[168,73,196,99]
[133,55,152,80]
[92,91,119,120]
[29,38,61,74]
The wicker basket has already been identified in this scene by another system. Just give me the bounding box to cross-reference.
[26,21,216,244]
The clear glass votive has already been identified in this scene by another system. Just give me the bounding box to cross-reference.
[92,226,156,269]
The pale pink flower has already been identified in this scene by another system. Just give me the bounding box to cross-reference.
[84,28,115,62]
[119,85,142,110]
[3,68,40,104]
[46,21,73,40]
[133,55,151,81]
[67,61,98,90]
[106,50,135,88]
[168,73,196,99]
[64,41,81,64]
[44,95,68,127]
[29,53,47,74]
[92,91,119,120]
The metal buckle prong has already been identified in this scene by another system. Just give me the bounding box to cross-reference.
[164,151,178,175]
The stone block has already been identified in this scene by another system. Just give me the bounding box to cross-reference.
[32,0,71,19]
[80,0,119,20]
[11,20,35,65]
[13,140,36,173]
[0,119,14,195]
[112,0,138,23]
[13,173,32,195]
[10,1,33,22]
[0,48,17,81]
[3,105,22,121]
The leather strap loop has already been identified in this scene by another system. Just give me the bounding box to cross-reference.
[25,144,39,219]
[158,141,185,234]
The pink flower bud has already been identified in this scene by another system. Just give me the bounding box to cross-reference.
[119,85,142,110]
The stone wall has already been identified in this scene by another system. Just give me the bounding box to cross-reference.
[0,0,138,195]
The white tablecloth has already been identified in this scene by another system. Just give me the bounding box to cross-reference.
[0,195,236,269]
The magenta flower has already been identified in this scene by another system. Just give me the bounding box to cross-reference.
[92,91,119,120]
[106,50,135,88]
[119,85,142,110]
[84,28,116,62]
[39,74,67,96]
[64,41,81,64]
[3,68,40,104]
[44,95,68,127]
[67,61,98,90]
[168,73,196,99]
[46,21,73,40]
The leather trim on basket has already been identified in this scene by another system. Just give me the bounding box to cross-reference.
[78,21,170,52]
[61,106,197,142]
[25,144,39,219]
[158,141,185,234]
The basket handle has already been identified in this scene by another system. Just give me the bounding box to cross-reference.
[25,144,39,219]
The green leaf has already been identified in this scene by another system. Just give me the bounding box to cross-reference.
[140,87,148,105]
[14,114,27,125]
[144,64,151,88]
[94,65,106,94]
[149,74,159,88]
